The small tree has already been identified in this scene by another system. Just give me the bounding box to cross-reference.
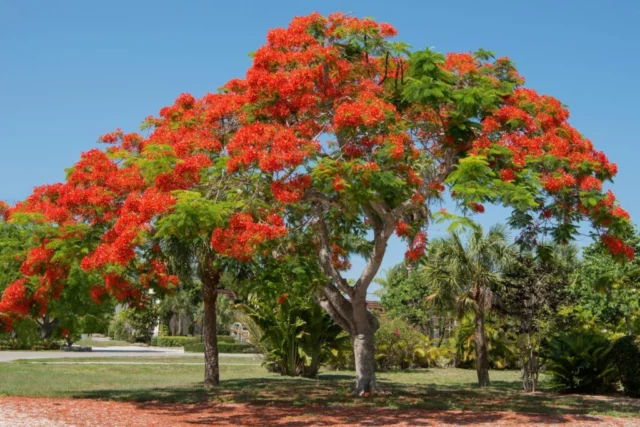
[500,244,576,392]
[422,224,510,387]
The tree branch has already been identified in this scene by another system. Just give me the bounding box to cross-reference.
[314,213,354,298]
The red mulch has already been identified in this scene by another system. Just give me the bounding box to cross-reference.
[0,397,638,426]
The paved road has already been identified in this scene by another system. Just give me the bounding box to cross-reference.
[0,347,259,362]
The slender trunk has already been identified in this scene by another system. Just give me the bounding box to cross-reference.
[201,264,220,387]
[626,315,634,336]
[352,298,378,396]
[474,310,490,387]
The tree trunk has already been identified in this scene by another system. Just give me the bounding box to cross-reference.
[352,299,378,396]
[201,264,220,387]
[626,315,634,336]
[474,310,491,387]
[37,315,58,340]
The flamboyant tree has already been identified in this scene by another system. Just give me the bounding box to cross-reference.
[0,94,284,386]
[200,13,631,394]
[0,12,632,394]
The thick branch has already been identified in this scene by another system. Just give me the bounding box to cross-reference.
[354,220,396,297]
[315,285,355,335]
[315,214,354,298]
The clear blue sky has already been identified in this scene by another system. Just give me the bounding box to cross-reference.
[2,1,639,296]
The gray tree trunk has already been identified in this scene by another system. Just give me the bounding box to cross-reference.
[201,263,220,387]
[352,299,378,396]
[474,310,491,387]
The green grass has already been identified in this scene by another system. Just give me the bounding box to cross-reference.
[0,359,638,418]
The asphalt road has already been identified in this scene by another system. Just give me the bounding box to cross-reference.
[0,347,260,362]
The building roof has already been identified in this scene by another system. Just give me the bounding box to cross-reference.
[218,289,238,300]
[366,301,384,312]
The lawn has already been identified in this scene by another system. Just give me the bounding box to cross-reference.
[1,358,639,418]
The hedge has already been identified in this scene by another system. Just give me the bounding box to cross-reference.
[151,336,199,347]
[184,341,256,353]
[151,335,249,350]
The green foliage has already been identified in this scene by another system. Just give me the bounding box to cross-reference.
[377,263,433,333]
[500,244,577,391]
[0,222,32,287]
[568,231,640,334]
[611,335,640,397]
[0,318,61,350]
[375,317,428,370]
[240,296,347,377]
[108,305,158,344]
[151,336,200,347]
[422,224,510,316]
[543,329,616,393]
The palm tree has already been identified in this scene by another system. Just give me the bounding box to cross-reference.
[422,224,511,387]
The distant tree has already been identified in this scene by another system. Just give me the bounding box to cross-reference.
[423,224,511,387]
[500,244,576,392]
[570,231,640,335]
[377,263,432,333]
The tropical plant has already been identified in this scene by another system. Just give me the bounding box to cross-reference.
[570,231,640,336]
[375,317,428,370]
[422,224,511,386]
[611,335,640,397]
[543,329,616,393]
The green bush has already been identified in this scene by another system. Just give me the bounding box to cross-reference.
[151,336,199,347]
[108,311,133,342]
[611,335,640,397]
[108,307,158,344]
[184,341,256,353]
[150,335,238,347]
[543,329,616,393]
[375,318,428,370]
[0,319,62,350]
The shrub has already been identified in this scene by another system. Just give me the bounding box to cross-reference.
[108,307,158,344]
[151,336,199,347]
[375,318,427,370]
[543,329,616,393]
[0,319,62,350]
[611,335,640,397]
[219,335,236,343]
[108,311,133,342]
[184,341,256,353]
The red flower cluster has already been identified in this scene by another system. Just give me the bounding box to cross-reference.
[211,213,286,262]
[405,232,427,261]
[271,175,311,203]
[0,279,31,316]
[331,244,351,271]
[276,293,289,305]
[470,203,485,214]
[602,234,634,260]
[396,221,411,237]
[443,52,478,76]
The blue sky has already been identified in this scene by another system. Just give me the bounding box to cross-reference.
[2,1,639,297]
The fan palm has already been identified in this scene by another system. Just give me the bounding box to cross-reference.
[422,224,511,387]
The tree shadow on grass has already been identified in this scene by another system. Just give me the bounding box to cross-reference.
[72,375,640,425]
